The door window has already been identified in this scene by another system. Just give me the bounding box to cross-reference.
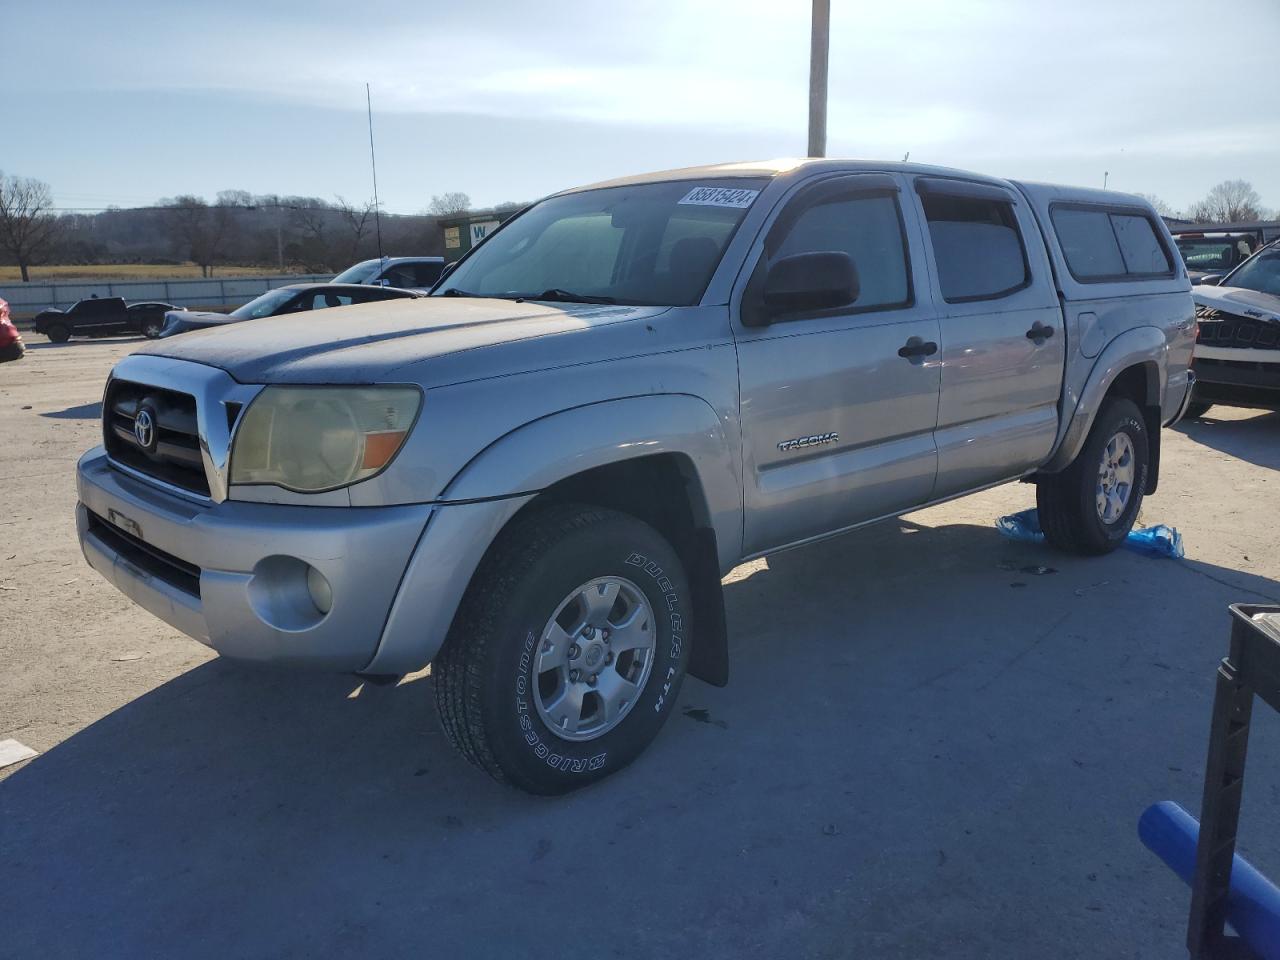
[921,195,1029,302]
[406,262,443,287]
[769,193,912,311]
[307,292,355,310]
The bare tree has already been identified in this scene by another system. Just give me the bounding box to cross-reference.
[0,172,62,281]
[288,197,333,270]
[1134,193,1176,218]
[334,195,376,262]
[160,195,233,277]
[427,192,471,216]
[1190,180,1264,224]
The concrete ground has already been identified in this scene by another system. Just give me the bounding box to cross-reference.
[1,334,1278,959]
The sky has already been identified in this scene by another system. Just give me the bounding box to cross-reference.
[4,0,1278,216]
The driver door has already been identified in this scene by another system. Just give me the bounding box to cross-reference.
[734,174,942,556]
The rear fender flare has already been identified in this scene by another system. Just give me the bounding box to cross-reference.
[1042,326,1166,474]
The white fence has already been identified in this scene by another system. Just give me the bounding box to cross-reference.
[1,274,333,317]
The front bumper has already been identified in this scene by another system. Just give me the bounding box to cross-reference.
[78,447,431,670]
[76,448,533,672]
[1192,355,1280,410]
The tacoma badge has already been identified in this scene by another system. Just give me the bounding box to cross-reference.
[778,432,839,452]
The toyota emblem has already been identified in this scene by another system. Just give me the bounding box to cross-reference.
[133,408,157,451]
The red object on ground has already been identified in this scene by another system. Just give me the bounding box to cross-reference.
[0,298,26,362]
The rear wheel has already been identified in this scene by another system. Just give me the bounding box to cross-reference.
[432,504,691,795]
[1037,397,1149,555]
[46,323,71,343]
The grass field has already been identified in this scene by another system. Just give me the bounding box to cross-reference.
[0,263,293,283]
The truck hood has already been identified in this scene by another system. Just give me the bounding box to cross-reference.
[1193,285,1280,324]
[134,296,671,384]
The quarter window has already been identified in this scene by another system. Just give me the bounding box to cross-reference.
[1051,207,1173,281]
[921,195,1029,302]
[771,193,911,310]
[1111,214,1172,275]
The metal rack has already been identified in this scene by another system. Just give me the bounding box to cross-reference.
[1187,604,1280,959]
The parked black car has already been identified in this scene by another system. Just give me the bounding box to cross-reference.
[332,256,445,290]
[130,301,181,339]
[31,297,180,342]
[159,283,419,337]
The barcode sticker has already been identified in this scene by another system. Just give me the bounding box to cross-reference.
[677,186,760,208]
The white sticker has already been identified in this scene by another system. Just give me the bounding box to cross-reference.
[677,186,759,208]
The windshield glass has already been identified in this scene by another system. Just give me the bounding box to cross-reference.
[332,260,383,284]
[1176,239,1239,272]
[434,179,766,306]
[1224,248,1280,296]
[230,288,298,320]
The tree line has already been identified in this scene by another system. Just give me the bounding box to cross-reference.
[0,170,1274,282]
[0,173,521,281]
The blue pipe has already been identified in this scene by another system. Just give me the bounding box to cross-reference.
[1139,801,1280,960]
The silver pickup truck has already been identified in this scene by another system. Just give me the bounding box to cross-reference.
[76,159,1196,793]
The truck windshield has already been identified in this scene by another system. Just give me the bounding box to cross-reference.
[434,179,765,306]
[1176,237,1253,272]
[230,288,298,320]
[332,260,383,284]
[1224,248,1280,296]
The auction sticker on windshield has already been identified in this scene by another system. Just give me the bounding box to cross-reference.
[678,186,759,208]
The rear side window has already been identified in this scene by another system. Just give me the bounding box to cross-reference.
[1051,206,1173,281]
[921,195,1029,302]
[407,262,443,286]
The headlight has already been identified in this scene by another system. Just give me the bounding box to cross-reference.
[229,385,422,493]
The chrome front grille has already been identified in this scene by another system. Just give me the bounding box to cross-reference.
[103,378,211,497]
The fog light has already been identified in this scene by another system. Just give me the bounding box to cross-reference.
[307,565,333,615]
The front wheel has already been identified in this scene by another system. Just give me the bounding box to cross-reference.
[142,318,164,339]
[432,504,691,794]
[46,323,71,343]
[1037,397,1149,555]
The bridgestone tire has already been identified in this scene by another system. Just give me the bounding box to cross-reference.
[432,504,691,795]
[1037,397,1149,555]
[46,323,71,343]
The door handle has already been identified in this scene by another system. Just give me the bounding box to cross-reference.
[898,336,938,362]
[1026,321,1055,343]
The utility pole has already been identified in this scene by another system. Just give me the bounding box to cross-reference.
[367,83,385,263]
[808,0,830,158]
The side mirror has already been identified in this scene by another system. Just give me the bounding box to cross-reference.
[1198,274,1223,286]
[759,251,859,321]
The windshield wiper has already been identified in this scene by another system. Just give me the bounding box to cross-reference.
[438,288,478,297]
[518,288,616,305]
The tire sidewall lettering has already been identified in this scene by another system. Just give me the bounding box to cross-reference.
[508,546,686,777]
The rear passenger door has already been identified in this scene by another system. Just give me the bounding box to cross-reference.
[735,173,942,556]
[911,178,1065,499]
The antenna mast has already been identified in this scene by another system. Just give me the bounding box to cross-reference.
[366,82,385,262]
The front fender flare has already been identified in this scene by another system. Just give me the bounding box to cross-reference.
[441,394,743,569]
[1042,326,1167,474]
